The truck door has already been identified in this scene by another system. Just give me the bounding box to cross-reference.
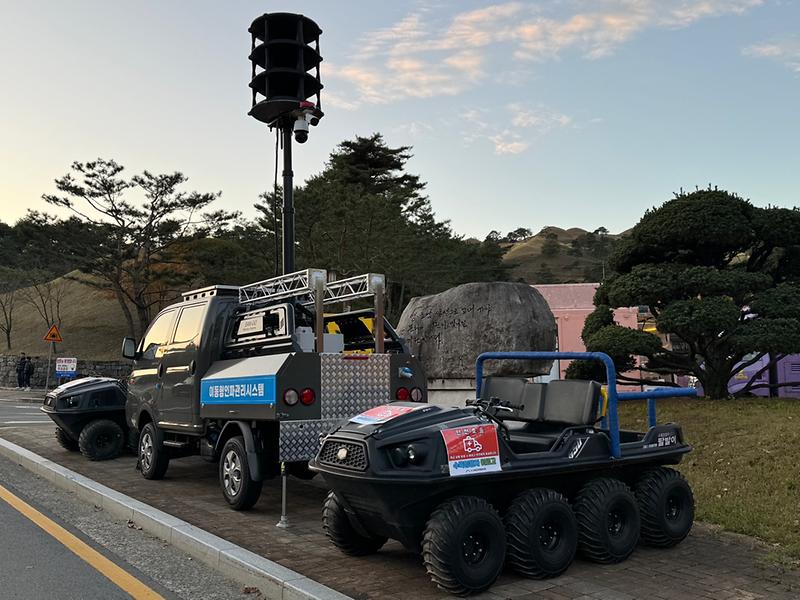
[159,302,206,428]
[128,309,177,423]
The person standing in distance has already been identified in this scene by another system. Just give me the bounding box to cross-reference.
[15,353,26,389]
[24,356,35,391]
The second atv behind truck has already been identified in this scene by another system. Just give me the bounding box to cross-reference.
[41,377,132,461]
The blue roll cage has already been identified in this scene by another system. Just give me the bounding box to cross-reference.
[475,351,696,459]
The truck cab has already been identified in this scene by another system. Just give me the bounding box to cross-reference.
[123,269,426,510]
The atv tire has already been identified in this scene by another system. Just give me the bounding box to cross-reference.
[219,436,263,511]
[139,422,169,480]
[322,491,387,556]
[79,419,125,461]
[422,496,506,595]
[574,477,640,564]
[635,467,694,547]
[505,488,577,579]
[55,427,79,452]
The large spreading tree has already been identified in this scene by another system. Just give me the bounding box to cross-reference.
[42,159,233,339]
[571,188,800,398]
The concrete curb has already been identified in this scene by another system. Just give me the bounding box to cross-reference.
[0,437,351,600]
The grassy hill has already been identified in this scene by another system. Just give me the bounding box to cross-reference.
[4,272,127,361]
[503,226,623,284]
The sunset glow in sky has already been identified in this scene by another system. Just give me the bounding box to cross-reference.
[1,1,798,237]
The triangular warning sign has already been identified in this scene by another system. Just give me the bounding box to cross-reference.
[43,324,63,343]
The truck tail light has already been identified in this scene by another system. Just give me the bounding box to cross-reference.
[284,389,299,406]
[411,387,423,402]
[395,387,410,401]
[300,388,316,405]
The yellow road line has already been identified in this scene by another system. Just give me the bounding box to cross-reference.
[0,483,165,600]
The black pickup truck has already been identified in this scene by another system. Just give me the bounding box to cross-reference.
[122,269,426,510]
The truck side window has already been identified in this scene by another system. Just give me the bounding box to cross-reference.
[141,310,176,360]
[173,305,205,344]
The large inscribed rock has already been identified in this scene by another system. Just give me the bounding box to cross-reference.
[397,282,557,379]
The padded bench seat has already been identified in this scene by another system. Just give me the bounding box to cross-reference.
[480,377,601,453]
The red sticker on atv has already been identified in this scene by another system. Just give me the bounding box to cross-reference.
[350,404,425,425]
[441,425,502,477]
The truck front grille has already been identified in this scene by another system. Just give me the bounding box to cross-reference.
[319,440,368,471]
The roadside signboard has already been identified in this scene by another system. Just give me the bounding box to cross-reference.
[43,324,63,343]
[55,357,78,379]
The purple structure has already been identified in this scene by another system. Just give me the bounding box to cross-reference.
[727,353,800,398]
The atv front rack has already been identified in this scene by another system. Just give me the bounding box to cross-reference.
[475,351,696,459]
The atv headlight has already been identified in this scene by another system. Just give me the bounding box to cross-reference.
[407,444,426,465]
[390,443,427,467]
[60,395,81,409]
[391,446,409,467]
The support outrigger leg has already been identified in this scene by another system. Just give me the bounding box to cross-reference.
[276,461,290,528]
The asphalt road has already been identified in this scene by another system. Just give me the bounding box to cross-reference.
[0,449,255,599]
[0,391,51,427]
[0,496,149,599]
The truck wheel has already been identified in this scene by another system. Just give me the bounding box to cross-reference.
[635,467,694,547]
[422,496,506,595]
[505,488,577,579]
[287,461,317,480]
[574,478,640,564]
[322,491,387,556]
[219,436,263,511]
[139,422,169,480]
[79,420,125,461]
[55,427,79,452]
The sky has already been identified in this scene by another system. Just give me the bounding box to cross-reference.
[0,0,798,239]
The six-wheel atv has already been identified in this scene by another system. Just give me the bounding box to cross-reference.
[310,352,697,595]
[41,377,133,461]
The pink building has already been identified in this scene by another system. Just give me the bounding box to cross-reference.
[533,283,639,379]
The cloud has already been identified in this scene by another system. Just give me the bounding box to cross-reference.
[490,134,529,155]
[328,1,763,109]
[508,103,572,130]
[393,121,435,138]
[462,103,571,154]
[743,35,800,73]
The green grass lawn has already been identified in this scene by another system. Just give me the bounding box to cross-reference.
[618,397,800,561]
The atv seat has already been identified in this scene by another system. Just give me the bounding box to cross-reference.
[480,377,601,453]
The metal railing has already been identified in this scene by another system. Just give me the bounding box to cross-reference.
[238,269,387,353]
[475,351,696,459]
[238,268,327,305]
[300,273,386,307]
[239,269,385,308]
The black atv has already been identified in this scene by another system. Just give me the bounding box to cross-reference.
[41,377,132,461]
[310,351,697,595]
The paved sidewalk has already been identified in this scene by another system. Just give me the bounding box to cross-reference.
[2,417,799,599]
